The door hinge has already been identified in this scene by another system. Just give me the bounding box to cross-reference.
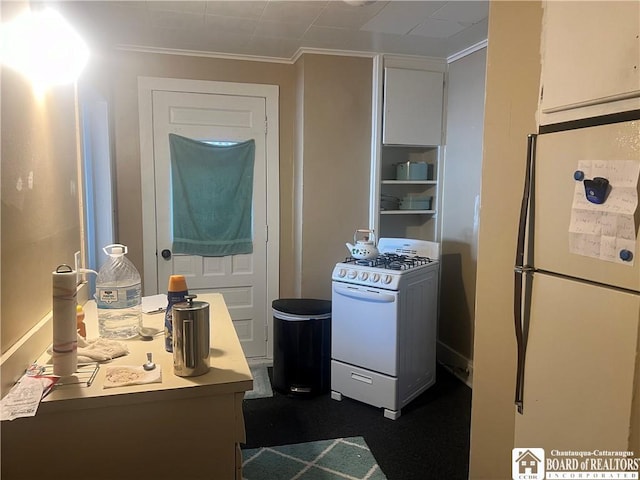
[264,323,268,342]
[264,118,268,134]
[265,225,269,242]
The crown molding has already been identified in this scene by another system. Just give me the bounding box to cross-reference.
[291,47,378,63]
[116,41,487,66]
[115,43,447,65]
[115,44,295,64]
[116,44,381,65]
[447,39,488,63]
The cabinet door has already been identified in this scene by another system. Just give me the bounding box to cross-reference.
[539,1,640,125]
[383,68,443,146]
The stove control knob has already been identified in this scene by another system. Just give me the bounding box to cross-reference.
[383,275,393,284]
[371,273,380,283]
[337,268,347,278]
[359,272,369,281]
[348,270,358,279]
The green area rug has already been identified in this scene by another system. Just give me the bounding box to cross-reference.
[244,365,273,400]
[242,437,387,480]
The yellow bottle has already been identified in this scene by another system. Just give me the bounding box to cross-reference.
[164,275,188,352]
[76,304,86,339]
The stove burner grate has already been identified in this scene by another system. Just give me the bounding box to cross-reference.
[343,254,433,270]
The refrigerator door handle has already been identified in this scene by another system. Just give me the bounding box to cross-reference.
[514,133,537,414]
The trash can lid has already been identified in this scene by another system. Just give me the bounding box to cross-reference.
[272,298,331,316]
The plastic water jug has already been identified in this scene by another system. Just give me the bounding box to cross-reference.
[95,244,142,339]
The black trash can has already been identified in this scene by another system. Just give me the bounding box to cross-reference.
[272,298,331,396]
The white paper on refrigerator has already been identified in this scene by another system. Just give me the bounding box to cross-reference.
[569,160,640,264]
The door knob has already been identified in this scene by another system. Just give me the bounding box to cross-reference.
[161,249,172,260]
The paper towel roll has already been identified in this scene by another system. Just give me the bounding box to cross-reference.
[52,265,78,376]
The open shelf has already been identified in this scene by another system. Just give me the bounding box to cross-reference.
[380,209,436,215]
[381,180,437,185]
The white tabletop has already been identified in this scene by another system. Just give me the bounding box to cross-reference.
[38,293,252,412]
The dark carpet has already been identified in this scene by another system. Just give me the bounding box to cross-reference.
[242,365,472,480]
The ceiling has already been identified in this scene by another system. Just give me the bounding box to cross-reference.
[50,0,489,62]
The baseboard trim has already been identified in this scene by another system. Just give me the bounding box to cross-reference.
[247,357,273,367]
[437,340,473,388]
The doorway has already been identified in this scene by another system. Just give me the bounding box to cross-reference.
[138,77,279,359]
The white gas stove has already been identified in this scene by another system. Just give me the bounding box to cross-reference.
[330,238,440,420]
[332,237,440,290]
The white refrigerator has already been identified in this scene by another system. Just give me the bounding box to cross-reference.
[514,119,640,451]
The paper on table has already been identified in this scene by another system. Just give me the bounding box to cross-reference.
[141,294,167,314]
[0,375,59,421]
[103,365,162,388]
[569,160,640,264]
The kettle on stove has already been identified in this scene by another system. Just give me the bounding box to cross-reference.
[346,229,379,260]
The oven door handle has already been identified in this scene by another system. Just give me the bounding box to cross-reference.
[333,284,396,303]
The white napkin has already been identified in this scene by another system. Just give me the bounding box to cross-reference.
[48,336,129,364]
[76,336,129,363]
[103,365,162,388]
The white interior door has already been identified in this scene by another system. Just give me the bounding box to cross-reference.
[152,90,268,357]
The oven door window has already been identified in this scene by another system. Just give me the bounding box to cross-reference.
[331,282,399,377]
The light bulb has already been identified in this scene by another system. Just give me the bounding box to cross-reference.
[0,8,89,89]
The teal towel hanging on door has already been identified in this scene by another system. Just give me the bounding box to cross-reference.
[169,133,255,256]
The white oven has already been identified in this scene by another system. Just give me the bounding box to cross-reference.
[330,238,440,420]
[332,283,399,376]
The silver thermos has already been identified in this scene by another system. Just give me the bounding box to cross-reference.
[172,295,210,377]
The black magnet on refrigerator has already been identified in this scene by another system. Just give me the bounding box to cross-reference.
[578,175,610,204]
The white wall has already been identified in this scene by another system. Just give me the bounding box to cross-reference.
[438,46,487,382]
[297,54,372,300]
[469,2,542,476]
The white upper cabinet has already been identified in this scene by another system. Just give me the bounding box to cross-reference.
[383,67,444,146]
[539,1,640,125]
[372,57,446,241]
